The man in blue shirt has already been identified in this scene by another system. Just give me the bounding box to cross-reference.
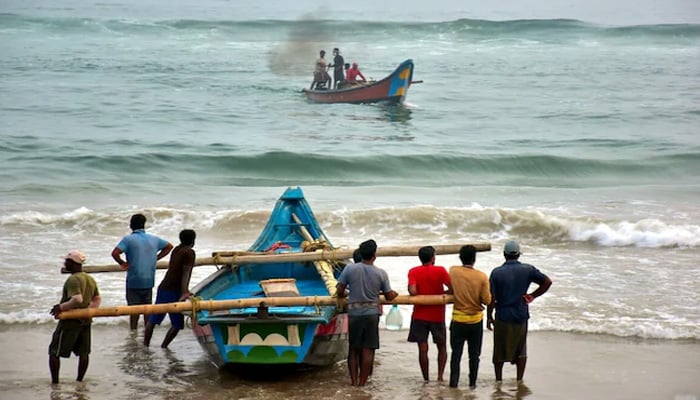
[112,213,173,330]
[337,239,398,386]
[486,240,552,382]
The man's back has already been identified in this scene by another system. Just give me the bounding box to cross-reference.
[315,57,326,72]
[62,272,99,309]
[159,244,195,292]
[338,262,391,315]
[450,266,490,316]
[490,260,547,323]
[117,230,167,288]
[408,265,450,322]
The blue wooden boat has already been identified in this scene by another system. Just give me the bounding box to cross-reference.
[190,187,349,367]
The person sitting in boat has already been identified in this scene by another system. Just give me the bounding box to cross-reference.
[337,63,351,89]
[346,62,366,86]
[310,50,332,90]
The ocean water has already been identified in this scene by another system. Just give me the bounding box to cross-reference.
[1,0,699,358]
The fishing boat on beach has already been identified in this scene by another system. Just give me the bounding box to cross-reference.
[190,187,349,367]
[57,188,491,370]
[302,59,416,104]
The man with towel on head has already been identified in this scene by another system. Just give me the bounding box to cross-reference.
[49,250,101,384]
[487,240,552,382]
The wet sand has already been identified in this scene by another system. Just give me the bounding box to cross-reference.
[1,323,698,400]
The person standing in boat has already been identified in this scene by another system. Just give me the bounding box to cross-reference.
[346,62,366,85]
[144,229,196,348]
[112,213,173,331]
[329,47,345,89]
[310,49,331,90]
[448,245,491,388]
[336,239,398,386]
[49,250,101,384]
[407,246,452,383]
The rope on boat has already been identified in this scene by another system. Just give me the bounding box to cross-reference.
[213,253,222,270]
[301,240,340,296]
[313,295,321,315]
[190,296,201,326]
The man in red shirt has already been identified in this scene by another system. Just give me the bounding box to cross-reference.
[407,246,452,382]
[346,62,366,83]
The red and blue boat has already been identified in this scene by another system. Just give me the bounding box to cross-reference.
[190,187,349,367]
[302,59,415,104]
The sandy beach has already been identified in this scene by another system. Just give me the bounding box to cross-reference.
[1,323,698,400]
[1,2,699,400]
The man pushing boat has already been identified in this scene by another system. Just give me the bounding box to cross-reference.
[336,239,398,386]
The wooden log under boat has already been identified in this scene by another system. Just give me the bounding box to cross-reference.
[63,242,491,273]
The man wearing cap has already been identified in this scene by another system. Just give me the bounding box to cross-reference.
[486,240,552,382]
[49,250,101,384]
[112,213,173,330]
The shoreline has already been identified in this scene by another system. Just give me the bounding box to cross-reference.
[1,323,698,399]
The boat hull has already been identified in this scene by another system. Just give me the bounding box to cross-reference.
[190,187,349,368]
[302,59,414,104]
[192,312,348,367]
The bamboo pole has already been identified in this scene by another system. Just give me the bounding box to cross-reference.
[291,212,338,295]
[58,294,454,320]
[65,243,491,274]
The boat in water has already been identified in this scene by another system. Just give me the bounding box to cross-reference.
[190,187,349,367]
[302,59,415,104]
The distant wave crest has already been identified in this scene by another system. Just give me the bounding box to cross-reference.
[3,13,699,41]
[2,204,698,249]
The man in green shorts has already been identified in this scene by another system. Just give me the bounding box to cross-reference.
[49,250,101,384]
[487,241,552,382]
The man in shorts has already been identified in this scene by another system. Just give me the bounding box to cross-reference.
[407,246,451,382]
[487,240,552,382]
[112,213,173,330]
[336,239,398,386]
[49,250,101,384]
[144,229,196,348]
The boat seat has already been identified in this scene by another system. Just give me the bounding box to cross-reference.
[259,278,300,297]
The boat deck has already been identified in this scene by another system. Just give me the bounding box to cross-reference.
[202,279,333,319]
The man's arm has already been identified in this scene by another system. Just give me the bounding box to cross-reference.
[157,242,174,260]
[335,282,347,298]
[112,247,128,270]
[384,290,399,301]
[50,293,83,318]
[407,270,417,295]
[89,295,102,309]
[179,253,195,301]
[524,276,552,304]
[481,276,492,307]
[486,298,495,331]
[444,269,453,294]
